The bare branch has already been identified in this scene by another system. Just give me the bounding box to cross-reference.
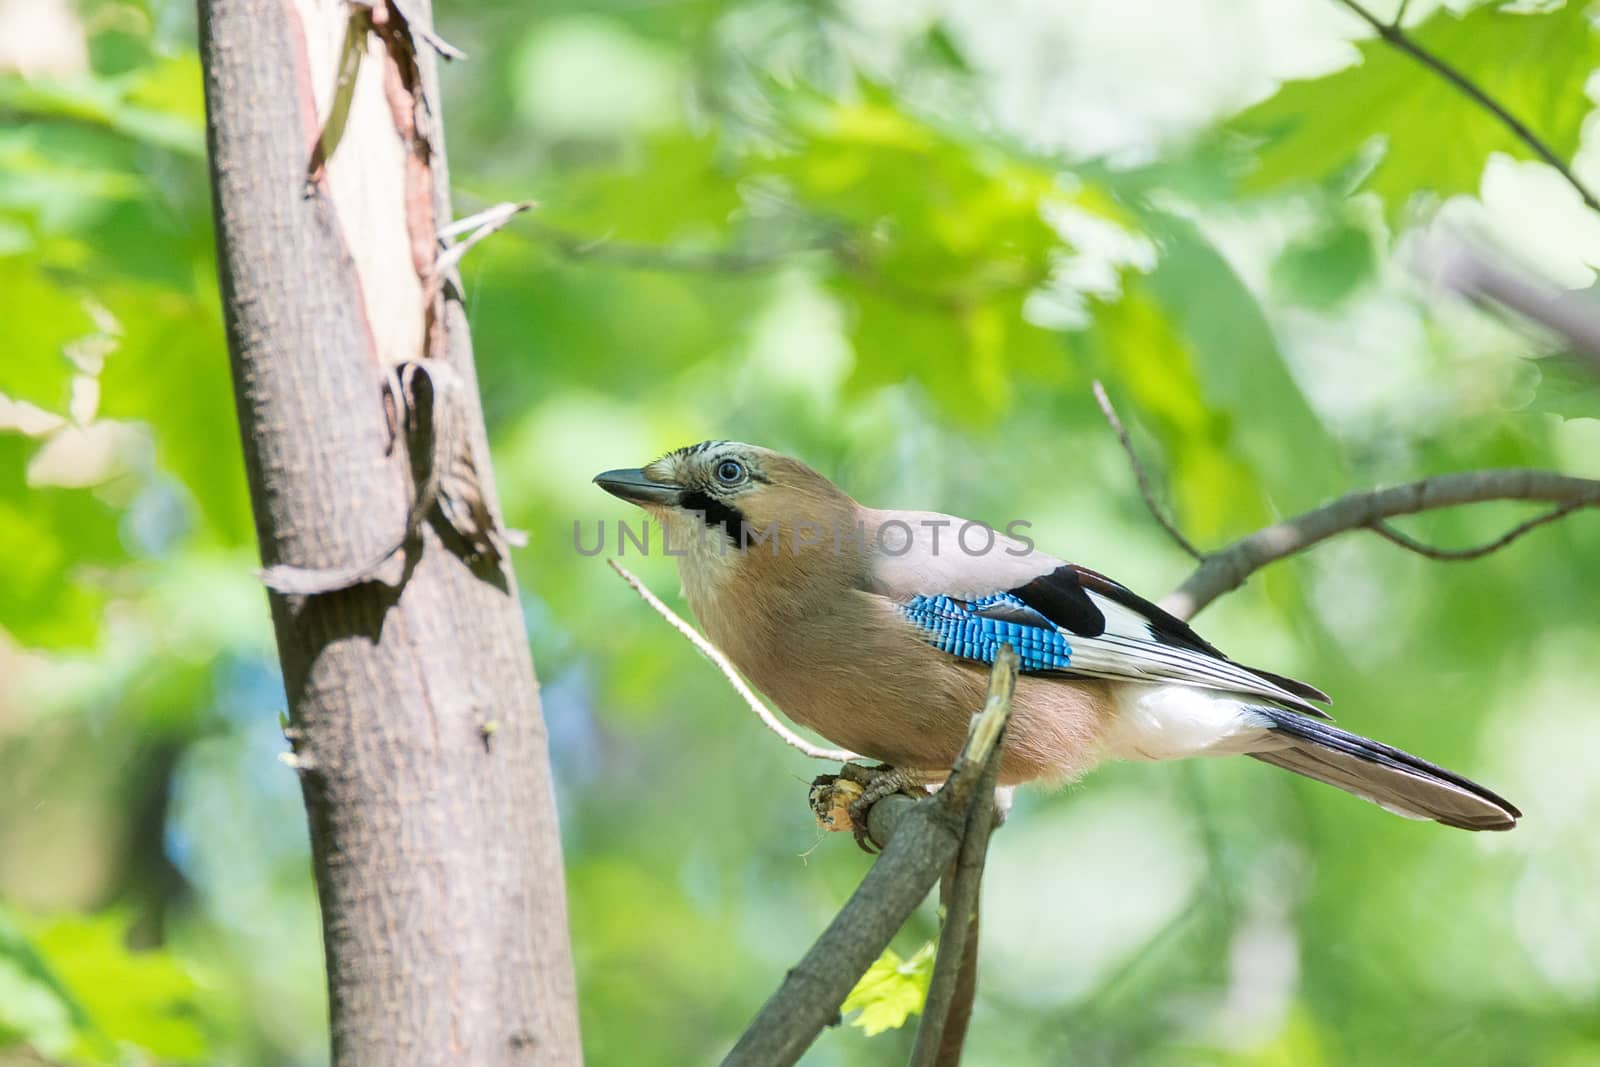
[1093,380,1205,561]
[1163,469,1600,619]
[607,559,862,763]
[722,649,1020,1067]
[1420,230,1600,372]
[1329,0,1600,214]
[908,671,1011,1066]
[1370,501,1584,561]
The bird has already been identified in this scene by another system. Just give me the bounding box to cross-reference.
[594,441,1520,832]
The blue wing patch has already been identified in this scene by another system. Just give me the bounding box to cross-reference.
[899,593,1072,672]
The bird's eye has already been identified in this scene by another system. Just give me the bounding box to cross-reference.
[715,459,745,484]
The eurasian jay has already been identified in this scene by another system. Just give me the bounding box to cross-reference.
[595,441,1520,831]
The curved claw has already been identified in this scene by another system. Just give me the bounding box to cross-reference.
[840,764,919,853]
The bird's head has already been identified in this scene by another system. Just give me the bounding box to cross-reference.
[594,441,857,577]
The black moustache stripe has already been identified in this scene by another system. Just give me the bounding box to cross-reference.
[679,490,746,538]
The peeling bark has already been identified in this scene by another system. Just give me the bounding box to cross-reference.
[197,2,581,1063]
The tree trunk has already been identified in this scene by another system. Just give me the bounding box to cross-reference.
[196,2,582,1063]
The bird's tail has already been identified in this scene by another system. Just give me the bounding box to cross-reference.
[1246,706,1520,831]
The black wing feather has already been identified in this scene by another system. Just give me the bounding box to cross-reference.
[996,563,1331,708]
[1069,564,1222,655]
[1010,566,1106,637]
[1070,564,1329,705]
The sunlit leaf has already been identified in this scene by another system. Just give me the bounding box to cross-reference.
[1138,209,1345,514]
[0,69,205,157]
[840,942,935,1036]
[97,290,253,546]
[538,132,743,244]
[1231,1,1600,217]
[0,435,127,647]
[30,912,207,1062]
[0,908,94,1058]
[0,260,94,409]
[762,85,1066,295]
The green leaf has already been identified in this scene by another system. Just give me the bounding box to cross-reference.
[97,289,255,546]
[30,912,207,1062]
[1138,209,1345,513]
[540,132,743,243]
[1527,352,1600,419]
[752,86,1122,419]
[1230,1,1600,217]
[0,434,129,648]
[762,85,1069,295]
[0,259,94,409]
[0,908,94,1057]
[839,285,1064,420]
[0,961,78,1057]
[1073,282,1277,543]
[919,24,972,74]
[840,942,935,1037]
[1270,214,1379,308]
[0,62,206,157]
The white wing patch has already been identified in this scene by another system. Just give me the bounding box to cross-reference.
[1060,592,1326,715]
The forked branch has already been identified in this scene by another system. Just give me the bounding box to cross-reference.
[1162,470,1600,619]
[721,648,1020,1067]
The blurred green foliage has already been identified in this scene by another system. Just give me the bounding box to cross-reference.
[3,1,1600,1064]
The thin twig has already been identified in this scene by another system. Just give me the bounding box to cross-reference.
[438,200,534,241]
[1390,0,1412,29]
[1092,380,1205,561]
[526,219,837,275]
[722,649,1020,1067]
[1369,501,1584,560]
[607,559,862,763]
[908,661,1015,1067]
[1330,0,1600,214]
[431,200,535,295]
[1163,469,1600,619]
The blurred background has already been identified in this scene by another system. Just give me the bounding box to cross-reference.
[3,0,1600,1063]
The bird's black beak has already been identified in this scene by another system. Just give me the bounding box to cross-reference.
[593,467,685,507]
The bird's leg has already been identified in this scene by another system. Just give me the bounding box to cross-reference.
[837,764,924,853]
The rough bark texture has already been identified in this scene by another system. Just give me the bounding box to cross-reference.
[197,2,582,1064]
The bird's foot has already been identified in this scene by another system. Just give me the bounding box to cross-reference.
[833,764,922,853]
